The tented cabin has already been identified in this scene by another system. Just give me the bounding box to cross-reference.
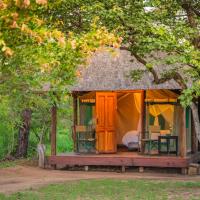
[48,50,200,171]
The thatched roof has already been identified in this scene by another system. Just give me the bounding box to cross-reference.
[72,49,181,91]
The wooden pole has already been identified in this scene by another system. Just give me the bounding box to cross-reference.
[73,93,78,152]
[141,90,146,154]
[51,105,57,156]
[180,107,187,158]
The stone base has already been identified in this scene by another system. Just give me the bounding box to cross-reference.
[139,166,144,173]
[188,163,199,176]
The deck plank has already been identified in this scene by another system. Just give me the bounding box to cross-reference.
[47,152,195,168]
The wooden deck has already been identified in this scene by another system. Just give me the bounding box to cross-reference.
[47,152,200,168]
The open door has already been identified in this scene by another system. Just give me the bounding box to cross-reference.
[96,92,117,153]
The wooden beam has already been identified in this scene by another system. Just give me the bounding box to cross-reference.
[47,155,190,168]
[51,105,57,156]
[180,107,187,158]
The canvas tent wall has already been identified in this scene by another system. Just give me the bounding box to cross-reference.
[116,90,179,145]
[75,90,186,153]
[146,90,179,132]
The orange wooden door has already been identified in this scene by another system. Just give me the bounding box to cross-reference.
[96,92,117,153]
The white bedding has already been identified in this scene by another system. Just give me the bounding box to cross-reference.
[122,130,139,147]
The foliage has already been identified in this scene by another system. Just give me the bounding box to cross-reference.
[28,98,74,157]
[0,99,15,159]
[0,0,121,104]
[0,0,121,109]
[1,179,200,199]
[45,0,200,106]
[62,0,200,139]
[1,0,199,158]
[0,0,121,158]
[0,96,73,159]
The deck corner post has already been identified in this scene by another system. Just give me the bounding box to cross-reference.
[72,92,78,152]
[141,90,146,154]
[180,107,187,158]
[51,104,57,156]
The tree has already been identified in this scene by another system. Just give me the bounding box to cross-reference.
[126,0,200,141]
[68,0,200,142]
[2,0,199,157]
[0,0,121,157]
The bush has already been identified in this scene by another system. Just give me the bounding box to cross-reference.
[57,130,73,153]
[0,100,15,159]
[0,97,73,159]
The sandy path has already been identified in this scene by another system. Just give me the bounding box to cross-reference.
[0,165,200,194]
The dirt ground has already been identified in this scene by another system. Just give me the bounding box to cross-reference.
[0,165,200,195]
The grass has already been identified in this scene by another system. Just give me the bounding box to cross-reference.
[0,159,38,169]
[45,132,73,156]
[0,161,16,169]
[1,179,200,200]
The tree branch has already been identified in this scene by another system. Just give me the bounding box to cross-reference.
[192,7,200,17]
[123,48,188,89]
[117,15,139,35]
[181,2,197,28]
[180,1,200,48]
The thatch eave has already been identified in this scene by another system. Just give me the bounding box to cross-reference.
[72,49,182,92]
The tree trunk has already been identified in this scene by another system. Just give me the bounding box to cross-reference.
[16,109,32,158]
[190,102,200,143]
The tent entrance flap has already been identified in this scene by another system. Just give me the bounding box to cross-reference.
[116,92,143,146]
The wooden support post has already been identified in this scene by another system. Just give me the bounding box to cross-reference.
[121,166,126,173]
[51,105,57,156]
[180,107,187,158]
[139,166,144,173]
[84,166,89,171]
[141,90,146,154]
[181,168,188,175]
[73,93,78,152]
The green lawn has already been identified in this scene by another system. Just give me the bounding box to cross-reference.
[0,179,200,200]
